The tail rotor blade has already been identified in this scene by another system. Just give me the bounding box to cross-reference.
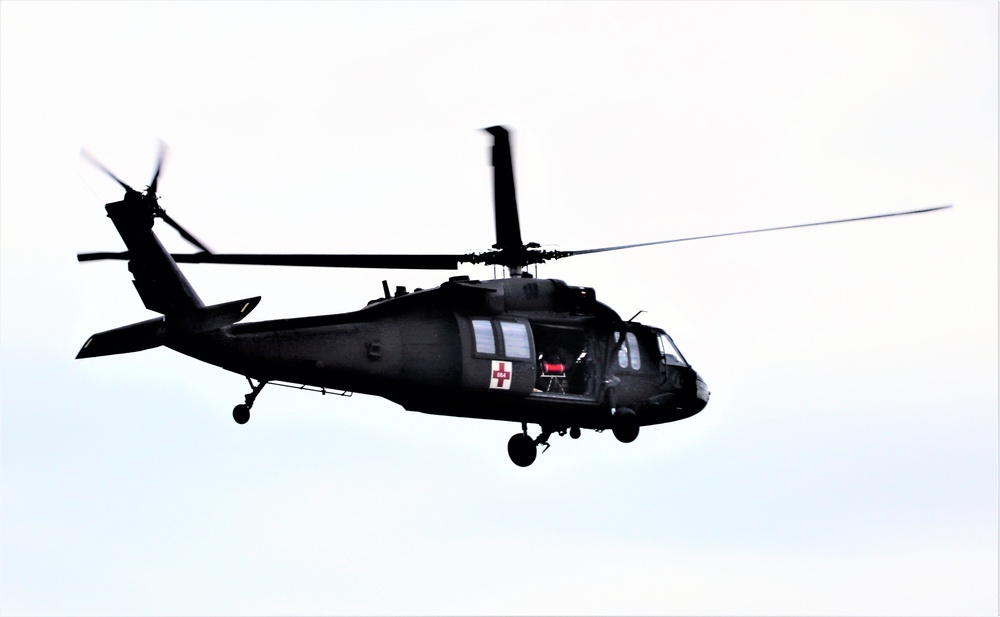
[80,148,137,194]
[159,210,212,253]
[148,141,168,196]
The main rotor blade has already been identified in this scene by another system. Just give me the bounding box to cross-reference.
[169,253,464,269]
[158,211,212,253]
[557,205,953,258]
[78,251,466,270]
[80,149,137,194]
[484,126,523,251]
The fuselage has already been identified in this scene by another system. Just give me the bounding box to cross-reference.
[167,275,710,431]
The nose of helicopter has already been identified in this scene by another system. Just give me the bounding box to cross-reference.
[693,372,710,411]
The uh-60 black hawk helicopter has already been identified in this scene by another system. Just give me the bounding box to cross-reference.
[77,126,949,467]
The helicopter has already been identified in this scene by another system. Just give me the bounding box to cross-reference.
[76,126,950,467]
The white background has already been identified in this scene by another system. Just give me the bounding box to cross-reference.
[2,2,997,615]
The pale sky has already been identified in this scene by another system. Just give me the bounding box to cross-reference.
[1,2,997,615]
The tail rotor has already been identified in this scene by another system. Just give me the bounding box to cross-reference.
[80,142,211,254]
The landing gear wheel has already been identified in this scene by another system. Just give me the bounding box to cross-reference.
[570,426,581,439]
[507,432,537,467]
[612,407,639,443]
[233,404,250,425]
[232,378,267,425]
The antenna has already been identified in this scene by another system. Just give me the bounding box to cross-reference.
[627,310,646,323]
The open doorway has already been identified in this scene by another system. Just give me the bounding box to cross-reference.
[530,322,595,396]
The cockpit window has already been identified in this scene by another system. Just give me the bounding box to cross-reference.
[658,332,687,367]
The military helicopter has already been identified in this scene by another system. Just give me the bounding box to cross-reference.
[77,126,949,466]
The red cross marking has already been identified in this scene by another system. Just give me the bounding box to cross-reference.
[492,362,511,388]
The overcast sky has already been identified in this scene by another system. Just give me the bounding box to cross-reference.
[1,2,997,615]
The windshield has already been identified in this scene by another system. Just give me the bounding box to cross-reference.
[657,332,688,367]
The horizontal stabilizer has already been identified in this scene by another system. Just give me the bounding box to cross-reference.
[173,296,262,333]
[76,297,260,359]
[77,317,166,359]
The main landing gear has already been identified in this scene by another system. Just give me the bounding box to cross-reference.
[506,410,639,467]
[507,431,536,467]
[611,407,640,443]
[507,422,583,467]
[233,378,267,424]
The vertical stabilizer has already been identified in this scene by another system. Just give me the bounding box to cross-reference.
[105,194,204,314]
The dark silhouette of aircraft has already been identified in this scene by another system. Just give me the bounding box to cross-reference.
[77,127,950,466]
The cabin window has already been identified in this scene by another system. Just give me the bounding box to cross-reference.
[500,321,532,359]
[627,332,641,370]
[471,318,532,359]
[616,331,642,370]
[472,319,496,355]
